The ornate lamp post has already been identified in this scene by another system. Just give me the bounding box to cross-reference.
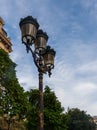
[19,16,56,130]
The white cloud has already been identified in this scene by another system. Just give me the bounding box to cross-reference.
[73,82,97,95]
[77,61,97,73]
[16,63,39,91]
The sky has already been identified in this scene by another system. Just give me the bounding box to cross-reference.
[0,0,97,116]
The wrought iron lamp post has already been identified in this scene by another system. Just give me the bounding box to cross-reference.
[19,16,56,130]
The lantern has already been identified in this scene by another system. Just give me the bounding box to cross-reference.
[19,16,39,45]
[43,46,56,69]
[35,29,48,54]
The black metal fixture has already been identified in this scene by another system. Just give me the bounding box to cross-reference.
[19,16,56,130]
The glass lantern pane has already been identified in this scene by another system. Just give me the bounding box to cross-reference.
[35,37,46,54]
[21,23,37,42]
[43,53,55,69]
[22,35,32,44]
[22,36,27,43]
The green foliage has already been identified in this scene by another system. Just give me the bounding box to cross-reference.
[26,86,96,130]
[44,86,64,113]
[66,108,96,130]
[26,86,67,130]
[44,86,66,130]
[0,49,16,86]
[26,89,39,130]
[0,49,29,120]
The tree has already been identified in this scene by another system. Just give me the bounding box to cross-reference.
[0,49,29,121]
[0,49,16,87]
[26,89,39,130]
[26,86,67,130]
[66,108,96,130]
[44,86,67,130]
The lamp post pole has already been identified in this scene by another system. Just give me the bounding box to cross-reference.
[19,16,56,130]
[38,71,44,130]
[38,56,44,130]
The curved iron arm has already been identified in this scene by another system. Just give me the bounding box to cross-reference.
[26,44,40,70]
[25,44,52,76]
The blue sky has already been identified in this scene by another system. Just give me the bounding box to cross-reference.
[1,0,97,116]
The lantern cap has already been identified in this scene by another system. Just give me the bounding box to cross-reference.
[37,29,48,41]
[19,16,39,29]
[46,46,56,56]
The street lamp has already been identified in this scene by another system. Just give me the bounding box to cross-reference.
[19,16,56,130]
